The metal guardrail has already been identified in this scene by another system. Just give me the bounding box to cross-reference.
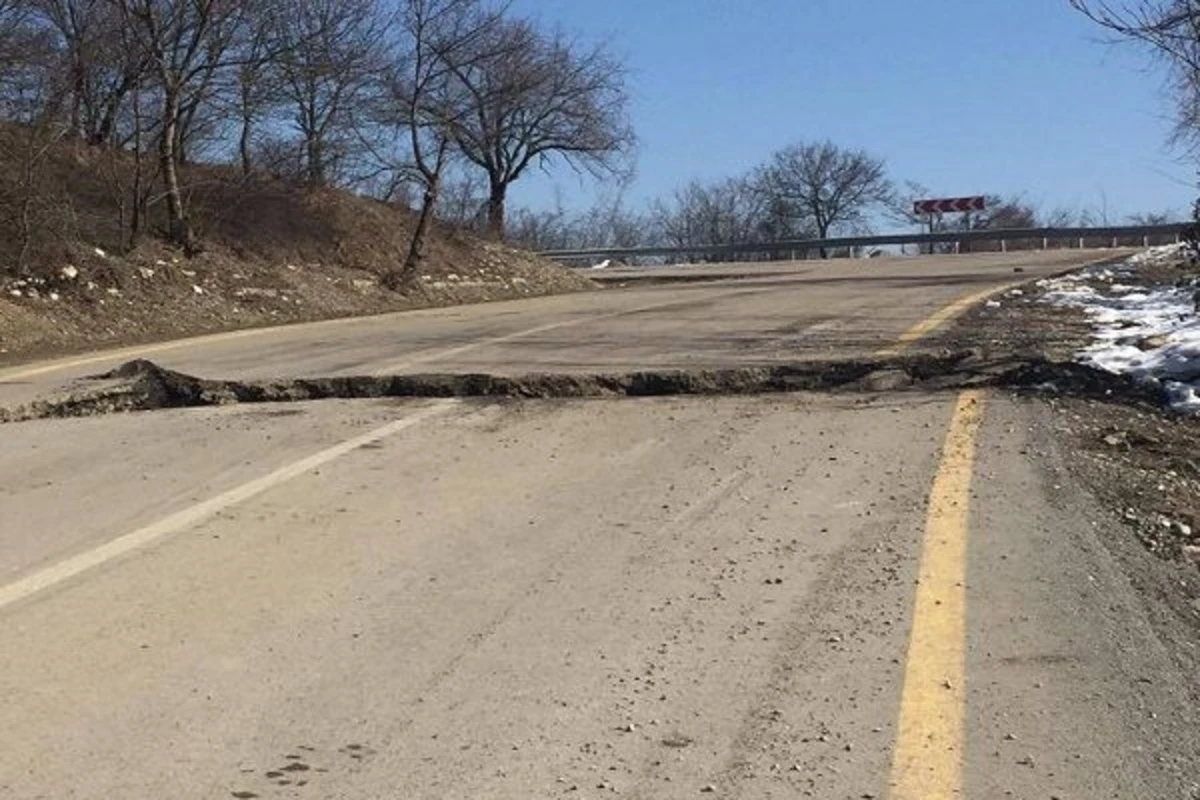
[540,223,1191,264]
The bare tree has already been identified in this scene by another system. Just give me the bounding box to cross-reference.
[0,2,66,125]
[444,16,633,238]
[0,8,75,275]
[887,180,936,229]
[224,4,283,176]
[886,180,960,254]
[506,205,574,251]
[1128,209,1174,224]
[26,0,146,145]
[759,140,892,257]
[106,0,263,251]
[272,0,386,187]
[505,198,648,253]
[575,192,648,250]
[652,177,787,259]
[1070,1,1200,150]
[435,170,486,228]
[364,0,498,285]
[968,195,1038,230]
[1043,207,1080,227]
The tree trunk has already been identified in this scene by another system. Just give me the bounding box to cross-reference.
[403,182,439,275]
[486,179,506,239]
[70,59,84,139]
[92,71,133,146]
[129,74,143,248]
[159,89,196,252]
[175,117,189,166]
[817,220,830,259]
[306,137,324,186]
[93,107,115,146]
[239,114,253,176]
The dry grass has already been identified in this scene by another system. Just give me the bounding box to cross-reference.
[0,125,594,361]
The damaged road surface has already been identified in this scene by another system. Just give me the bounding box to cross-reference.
[1,252,1199,799]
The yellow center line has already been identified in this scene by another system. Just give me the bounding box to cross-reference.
[875,286,1011,358]
[876,254,1128,357]
[889,390,985,800]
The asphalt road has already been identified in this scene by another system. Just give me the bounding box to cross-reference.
[0,250,1123,407]
[2,251,1199,799]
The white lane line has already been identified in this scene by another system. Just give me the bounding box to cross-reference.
[0,401,457,611]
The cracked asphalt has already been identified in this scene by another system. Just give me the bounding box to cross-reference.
[2,251,1198,799]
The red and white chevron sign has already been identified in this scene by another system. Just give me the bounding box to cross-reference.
[913,196,986,215]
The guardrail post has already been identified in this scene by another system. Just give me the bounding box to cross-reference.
[1078,236,1084,249]
[1111,236,1117,248]
[1001,239,1008,253]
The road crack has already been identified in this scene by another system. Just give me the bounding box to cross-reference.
[0,352,1177,423]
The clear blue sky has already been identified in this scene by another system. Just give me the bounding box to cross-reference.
[504,0,1195,224]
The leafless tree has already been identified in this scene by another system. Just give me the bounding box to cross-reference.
[1128,209,1174,224]
[25,0,146,144]
[758,141,892,257]
[972,195,1038,230]
[504,185,650,253]
[207,2,282,176]
[106,0,264,251]
[576,196,648,250]
[652,177,775,259]
[1071,1,1200,151]
[273,0,386,187]
[0,2,65,125]
[1043,207,1080,227]
[887,180,935,229]
[365,0,507,286]
[443,15,633,238]
[506,205,574,251]
[435,170,486,228]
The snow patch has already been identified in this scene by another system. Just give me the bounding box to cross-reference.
[1127,241,1190,266]
[1040,254,1199,412]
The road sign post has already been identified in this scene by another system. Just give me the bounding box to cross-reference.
[913,197,986,256]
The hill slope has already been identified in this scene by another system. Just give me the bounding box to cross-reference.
[0,130,593,361]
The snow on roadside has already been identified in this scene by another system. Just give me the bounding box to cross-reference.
[1039,254,1199,413]
[1127,241,1192,267]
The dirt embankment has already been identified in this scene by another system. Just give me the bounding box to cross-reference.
[0,131,593,362]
